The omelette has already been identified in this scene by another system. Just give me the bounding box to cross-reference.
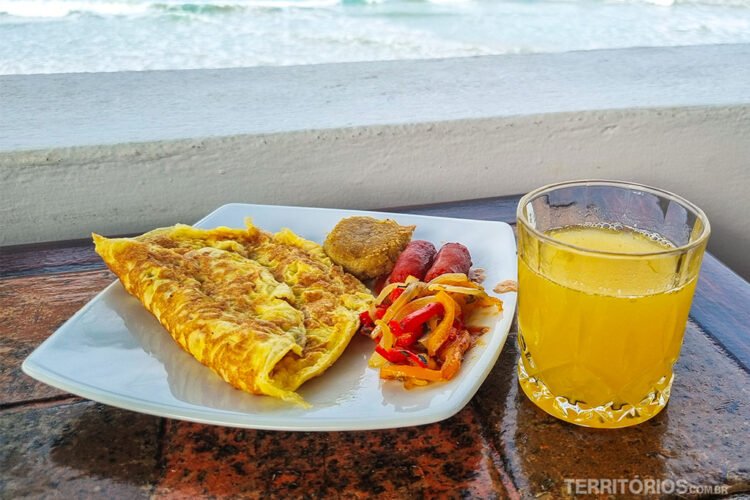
[93,221,373,406]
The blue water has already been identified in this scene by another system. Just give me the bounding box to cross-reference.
[2,0,750,74]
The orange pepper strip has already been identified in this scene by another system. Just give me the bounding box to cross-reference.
[380,364,444,382]
[440,330,472,380]
[426,291,456,356]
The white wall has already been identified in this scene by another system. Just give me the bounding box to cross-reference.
[1,45,749,278]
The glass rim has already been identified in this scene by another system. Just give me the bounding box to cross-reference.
[516,179,711,258]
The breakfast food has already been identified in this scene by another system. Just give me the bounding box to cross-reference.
[359,240,502,387]
[93,221,372,406]
[361,272,502,387]
[387,240,437,284]
[323,216,415,279]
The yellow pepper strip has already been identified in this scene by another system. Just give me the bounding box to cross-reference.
[404,378,429,389]
[380,364,444,382]
[368,351,386,368]
[426,291,456,356]
[427,284,485,295]
[426,273,475,286]
[368,320,394,367]
[376,319,394,349]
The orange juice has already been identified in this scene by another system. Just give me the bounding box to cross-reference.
[517,225,697,428]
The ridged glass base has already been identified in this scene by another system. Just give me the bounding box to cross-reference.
[517,358,672,429]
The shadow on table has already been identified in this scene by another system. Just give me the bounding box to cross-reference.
[2,401,162,497]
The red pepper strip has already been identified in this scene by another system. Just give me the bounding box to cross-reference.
[389,287,405,303]
[400,302,444,334]
[388,320,408,346]
[388,320,402,336]
[374,306,388,320]
[359,311,374,327]
[395,330,421,348]
[375,344,408,363]
[400,350,428,368]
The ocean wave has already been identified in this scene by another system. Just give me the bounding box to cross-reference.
[0,0,148,17]
[153,0,340,14]
[605,0,750,7]
[1,0,749,19]
[0,0,340,18]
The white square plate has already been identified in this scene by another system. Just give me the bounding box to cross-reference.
[22,204,517,431]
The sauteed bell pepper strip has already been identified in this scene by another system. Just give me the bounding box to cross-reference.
[362,270,504,386]
[359,311,374,327]
[440,329,472,380]
[382,282,424,323]
[428,284,485,296]
[389,287,405,302]
[403,350,428,368]
[428,273,483,287]
[369,282,400,317]
[380,364,443,382]
[400,302,444,334]
[368,319,395,367]
[377,319,395,349]
[391,296,438,322]
[425,291,456,356]
[375,346,428,368]
[395,301,444,348]
[375,345,407,364]
[370,276,422,315]
[395,331,421,348]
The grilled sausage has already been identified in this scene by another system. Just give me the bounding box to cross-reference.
[388,240,437,283]
[424,243,472,282]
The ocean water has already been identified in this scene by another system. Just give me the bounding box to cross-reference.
[1,0,750,74]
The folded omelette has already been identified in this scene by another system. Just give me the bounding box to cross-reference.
[93,221,373,406]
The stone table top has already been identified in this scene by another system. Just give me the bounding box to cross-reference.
[1,195,749,498]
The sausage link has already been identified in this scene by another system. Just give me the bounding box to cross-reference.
[423,243,472,282]
[388,240,437,283]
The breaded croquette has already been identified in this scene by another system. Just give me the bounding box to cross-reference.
[324,216,415,279]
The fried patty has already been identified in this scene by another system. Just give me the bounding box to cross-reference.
[323,216,415,279]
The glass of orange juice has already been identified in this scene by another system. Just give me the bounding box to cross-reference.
[516,180,710,428]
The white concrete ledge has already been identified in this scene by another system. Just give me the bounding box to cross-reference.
[1,44,749,278]
[3,44,750,152]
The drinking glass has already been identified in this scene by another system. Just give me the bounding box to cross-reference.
[516,180,710,428]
